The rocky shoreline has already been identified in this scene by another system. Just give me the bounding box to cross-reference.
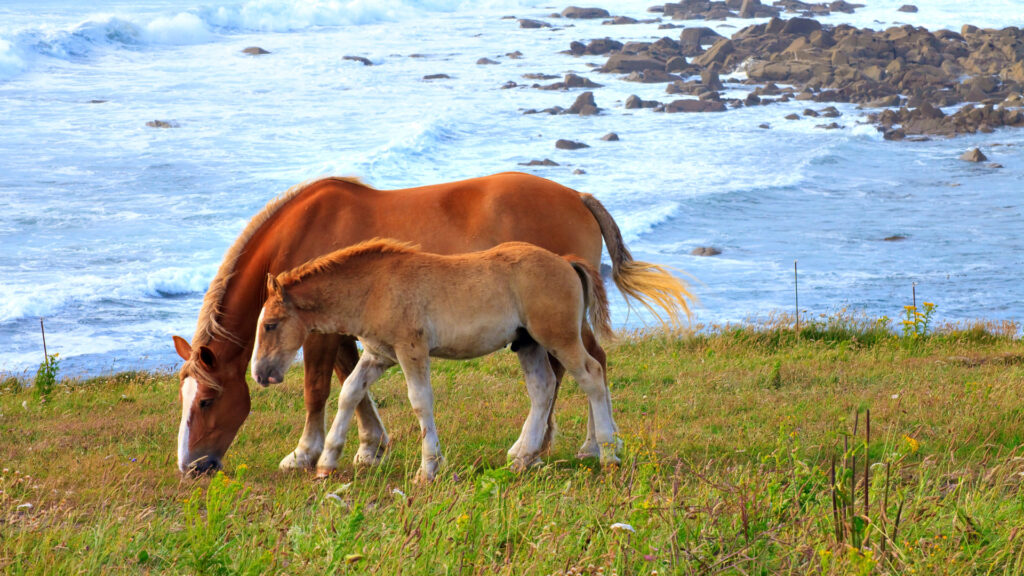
[510,3,1024,140]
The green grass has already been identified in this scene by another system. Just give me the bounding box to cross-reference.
[1,322,1023,575]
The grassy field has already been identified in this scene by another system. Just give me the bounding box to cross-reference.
[1,316,1023,575]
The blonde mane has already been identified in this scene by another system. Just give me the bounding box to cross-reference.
[278,238,421,287]
[191,176,372,347]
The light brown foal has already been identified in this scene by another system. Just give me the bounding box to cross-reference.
[251,239,618,481]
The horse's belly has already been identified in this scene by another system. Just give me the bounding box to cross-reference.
[428,317,519,360]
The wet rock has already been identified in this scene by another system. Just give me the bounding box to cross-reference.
[522,73,559,80]
[625,94,661,109]
[556,139,590,150]
[519,159,560,166]
[625,69,681,83]
[604,16,639,25]
[519,19,551,28]
[574,168,587,174]
[562,6,610,19]
[691,246,722,256]
[343,55,372,66]
[537,73,604,90]
[501,81,518,89]
[423,74,451,80]
[759,123,771,128]
[988,162,1003,168]
[567,91,601,115]
[146,120,178,128]
[693,39,734,67]
[601,132,620,141]
[477,57,500,65]
[785,113,801,120]
[680,27,723,50]
[959,147,987,162]
[701,65,725,90]
[602,54,665,73]
[506,51,524,59]
[803,108,820,117]
[816,122,843,129]
[897,4,918,12]
[242,46,269,55]
[884,235,907,241]
[665,99,727,112]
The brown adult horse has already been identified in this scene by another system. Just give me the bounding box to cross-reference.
[251,240,618,481]
[172,172,692,474]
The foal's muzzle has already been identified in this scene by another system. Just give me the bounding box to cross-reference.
[253,363,284,387]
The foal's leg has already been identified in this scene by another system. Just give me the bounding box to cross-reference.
[576,324,616,459]
[315,352,393,477]
[281,335,390,471]
[508,342,557,471]
[556,343,620,467]
[394,346,443,483]
[336,340,391,468]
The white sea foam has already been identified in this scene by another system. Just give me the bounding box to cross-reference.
[143,12,215,45]
[0,38,28,81]
[144,265,218,297]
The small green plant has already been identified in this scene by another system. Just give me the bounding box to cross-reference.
[34,353,59,398]
[901,302,936,339]
[181,465,257,574]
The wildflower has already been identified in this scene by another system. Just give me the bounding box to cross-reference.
[392,488,406,498]
[17,503,32,509]
[903,435,920,453]
[325,493,343,504]
[891,393,900,399]
[610,522,635,533]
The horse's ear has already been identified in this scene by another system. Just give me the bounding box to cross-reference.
[268,273,291,304]
[197,346,218,371]
[172,335,193,361]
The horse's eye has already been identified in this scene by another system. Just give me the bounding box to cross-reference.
[264,322,277,332]
[198,398,214,409]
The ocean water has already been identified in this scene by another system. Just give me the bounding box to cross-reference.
[1,0,1022,376]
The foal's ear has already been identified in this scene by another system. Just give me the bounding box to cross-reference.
[172,335,193,361]
[197,346,218,371]
[267,273,290,303]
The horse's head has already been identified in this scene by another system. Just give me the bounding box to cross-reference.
[251,273,308,387]
[173,336,251,476]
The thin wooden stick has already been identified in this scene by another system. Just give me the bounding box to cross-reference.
[794,260,799,332]
[40,318,48,361]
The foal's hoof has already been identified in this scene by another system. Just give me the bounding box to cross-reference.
[353,446,386,468]
[279,450,318,471]
[510,456,543,473]
[315,467,336,479]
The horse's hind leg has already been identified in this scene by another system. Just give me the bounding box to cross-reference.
[508,341,557,471]
[316,351,393,476]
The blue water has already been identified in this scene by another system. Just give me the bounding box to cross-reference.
[1,0,1022,376]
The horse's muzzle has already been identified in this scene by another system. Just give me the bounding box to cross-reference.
[186,456,222,477]
[253,364,283,387]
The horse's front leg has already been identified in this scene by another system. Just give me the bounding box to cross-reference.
[395,346,443,483]
[508,341,556,472]
[316,352,392,476]
[277,334,335,471]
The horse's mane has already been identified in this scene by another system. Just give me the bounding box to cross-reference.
[191,176,372,347]
[278,238,421,287]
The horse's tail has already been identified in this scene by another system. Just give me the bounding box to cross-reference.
[565,256,613,343]
[580,193,695,328]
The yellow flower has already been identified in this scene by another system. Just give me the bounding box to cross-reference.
[903,435,920,453]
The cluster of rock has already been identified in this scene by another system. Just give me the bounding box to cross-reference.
[650,0,862,21]
[552,11,1024,136]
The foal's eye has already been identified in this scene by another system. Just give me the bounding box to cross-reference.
[198,398,214,409]
[264,322,278,332]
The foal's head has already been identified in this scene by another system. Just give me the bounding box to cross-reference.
[251,274,309,387]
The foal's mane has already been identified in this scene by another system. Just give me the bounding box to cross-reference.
[191,177,372,347]
[277,238,421,287]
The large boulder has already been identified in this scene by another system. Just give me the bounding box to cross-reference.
[562,6,610,18]
[665,99,727,112]
[602,54,666,73]
[567,91,601,115]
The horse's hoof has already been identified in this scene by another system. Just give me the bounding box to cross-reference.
[413,469,436,484]
[279,450,318,471]
[315,467,336,479]
[576,441,600,460]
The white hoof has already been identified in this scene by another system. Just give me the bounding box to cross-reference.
[510,455,543,473]
[353,444,386,468]
[576,439,600,459]
[279,449,319,471]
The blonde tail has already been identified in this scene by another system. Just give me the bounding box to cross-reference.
[580,193,696,329]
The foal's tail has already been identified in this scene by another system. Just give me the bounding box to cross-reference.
[565,257,613,343]
[580,193,696,328]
